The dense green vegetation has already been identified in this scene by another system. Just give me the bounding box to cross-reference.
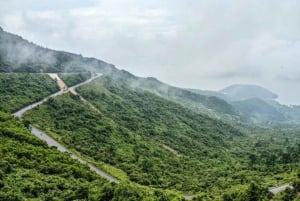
[232,98,286,122]
[190,85,300,124]
[0,111,105,200]
[273,179,300,201]
[1,27,300,200]
[0,111,182,200]
[58,72,91,87]
[108,70,241,122]
[24,76,300,199]
[0,73,58,113]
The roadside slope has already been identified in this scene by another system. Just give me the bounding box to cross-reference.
[0,73,59,113]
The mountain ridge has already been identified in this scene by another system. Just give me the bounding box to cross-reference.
[3,27,300,125]
[0,27,241,122]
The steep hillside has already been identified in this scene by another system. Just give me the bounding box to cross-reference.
[0,73,59,113]
[58,72,91,86]
[0,112,106,200]
[0,27,241,122]
[23,76,300,199]
[267,101,300,123]
[106,70,240,121]
[231,98,300,124]
[232,98,286,123]
[0,112,181,200]
[24,89,243,194]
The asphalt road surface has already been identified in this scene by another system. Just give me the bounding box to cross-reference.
[12,73,119,183]
[12,72,292,197]
[30,126,119,183]
[269,184,292,194]
[13,73,102,118]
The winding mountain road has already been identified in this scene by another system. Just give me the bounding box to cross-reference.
[30,126,119,183]
[12,73,119,183]
[10,72,294,196]
[13,73,102,118]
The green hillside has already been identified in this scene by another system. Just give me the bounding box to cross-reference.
[105,70,242,123]
[0,111,182,200]
[0,73,58,113]
[232,98,286,123]
[1,27,299,200]
[0,28,242,124]
[58,72,91,87]
[23,76,300,199]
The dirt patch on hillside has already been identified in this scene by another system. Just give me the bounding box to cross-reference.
[158,143,182,157]
[48,73,68,91]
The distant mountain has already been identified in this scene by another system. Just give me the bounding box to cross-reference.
[189,84,278,103]
[231,98,286,123]
[190,84,300,124]
[188,89,229,101]
[220,84,278,101]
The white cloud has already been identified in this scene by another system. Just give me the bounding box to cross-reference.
[2,15,25,30]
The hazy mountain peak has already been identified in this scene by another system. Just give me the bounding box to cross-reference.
[220,84,278,101]
[0,27,117,73]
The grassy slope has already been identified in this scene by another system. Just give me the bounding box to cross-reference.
[0,73,59,113]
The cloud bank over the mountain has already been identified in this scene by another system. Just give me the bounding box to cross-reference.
[1,0,300,104]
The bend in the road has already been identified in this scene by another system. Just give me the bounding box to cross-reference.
[13,73,102,118]
[11,73,119,183]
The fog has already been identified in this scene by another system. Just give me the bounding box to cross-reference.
[1,0,300,104]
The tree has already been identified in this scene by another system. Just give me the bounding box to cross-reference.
[281,188,296,201]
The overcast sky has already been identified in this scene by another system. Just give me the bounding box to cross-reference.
[1,0,300,104]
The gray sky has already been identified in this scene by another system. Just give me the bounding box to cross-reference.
[1,0,300,104]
